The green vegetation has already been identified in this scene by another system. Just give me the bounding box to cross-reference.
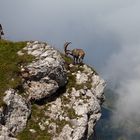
[66,69,92,92]
[61,54,95,92]
[17,104,70,139]
[76,81,92,90]
[0,42,97,139]
[17,129,52,140]
[66,72,76,92]
[60,53,73,64]
[61,94,71,105]
[50,118,69,134]
[63,106,78,119]
[17,104,52,140]
[0,40,34,107]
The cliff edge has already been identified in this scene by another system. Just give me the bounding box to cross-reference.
[0,41,106,140]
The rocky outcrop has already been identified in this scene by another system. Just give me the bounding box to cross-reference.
[43,64,105,140]
[21,41,67,101]
[0,89,31,140]
[3,89,31,135]
[0,41,106,140]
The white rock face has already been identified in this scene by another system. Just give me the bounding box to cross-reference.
[38,64,106,140]
[3,89,31,135]
[0,89,31,139]
[0,41,106,140]
[76,71,88,84]
[0,124,17,140]
[20,41,67,100]
[91,74,106,104]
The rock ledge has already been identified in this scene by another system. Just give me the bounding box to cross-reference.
[0,41,106,140]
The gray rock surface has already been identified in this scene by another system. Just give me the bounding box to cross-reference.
[0,41,106,140]
[0,124,17,140]
[2,89,30,135]
[0,89,31,139]
[21,41,67,100]
[44,64,106,140]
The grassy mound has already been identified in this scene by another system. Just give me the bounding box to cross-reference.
[0,40,33,106]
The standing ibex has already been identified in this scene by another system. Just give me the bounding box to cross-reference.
[0,24,4,39]
[64,42,85,64]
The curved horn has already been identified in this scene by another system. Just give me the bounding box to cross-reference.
[64,42,71,54]
[64,42,71,48]
[0,24,2,30]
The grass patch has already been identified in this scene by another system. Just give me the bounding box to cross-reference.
[75,81,92,91]
[0,40,34,107]
[61,54,93,92]
[60,53,73,64]
[63,106,78,119]
[66,72,76,92]
[17,104,52,140]
[52,119,69,134]
[66,70,92,92]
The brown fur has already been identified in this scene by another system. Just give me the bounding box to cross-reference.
[64,42,85,64]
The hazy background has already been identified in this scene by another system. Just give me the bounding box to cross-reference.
[1,0,140,138]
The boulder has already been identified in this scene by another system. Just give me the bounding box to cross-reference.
[3,89,31,135]
[20,41,67,100]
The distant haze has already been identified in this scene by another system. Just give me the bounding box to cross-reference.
[1,0,140,137]
[0,0,124,71]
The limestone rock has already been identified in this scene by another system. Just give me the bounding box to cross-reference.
[38,64,106,140]
[0,41,106,140]
[3,89,31,135]
[76,71,88,84]
[20,41,67,100]
[0,124,17,140]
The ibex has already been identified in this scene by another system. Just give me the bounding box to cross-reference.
[0,24,4,39]
[64,42,85,64]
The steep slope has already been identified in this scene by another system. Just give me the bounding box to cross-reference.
[0,41,106,140]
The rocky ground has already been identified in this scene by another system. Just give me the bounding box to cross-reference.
[0,41,106,140]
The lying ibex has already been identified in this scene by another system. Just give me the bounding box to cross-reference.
[64,42,85,64]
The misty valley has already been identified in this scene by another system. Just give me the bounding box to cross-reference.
[1,0,140,140]
[94,88,140,140]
